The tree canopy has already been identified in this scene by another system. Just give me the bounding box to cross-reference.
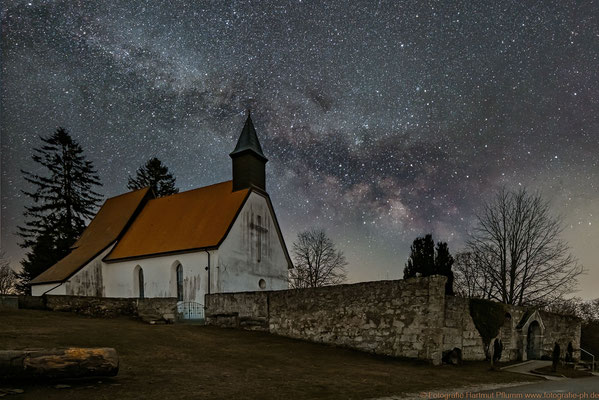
[17,127,102,292]
[127,157,178,197]
[465,188,582,306]
[403,234,454,294]
[0,253,17,295]
[289,229,347,288]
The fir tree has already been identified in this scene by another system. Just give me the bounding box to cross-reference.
[17,127,102,292]
[403,234,455,294]
[16,233,56,293]
[127,157,179,197]
[403,234,435,278]
[434,241,455,295]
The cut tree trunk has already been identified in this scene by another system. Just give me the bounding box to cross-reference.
[0,348,119,380]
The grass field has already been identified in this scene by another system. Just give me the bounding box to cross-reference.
[0,309,536,400]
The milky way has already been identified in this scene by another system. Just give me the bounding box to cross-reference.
[1,0,598,297]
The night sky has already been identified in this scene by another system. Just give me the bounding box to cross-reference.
[1,0,597,298]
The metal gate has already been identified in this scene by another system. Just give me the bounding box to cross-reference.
[177,301,205,320]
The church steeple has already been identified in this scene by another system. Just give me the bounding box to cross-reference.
[230,112,268,192]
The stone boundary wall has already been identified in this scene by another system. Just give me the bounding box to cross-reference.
[0,295,18,309]
[538,310,581,361]
[443,296,581,362]
[206,276,447,364]
[206,276,581,365]
[17,295,178,321]
[17,295,46,310]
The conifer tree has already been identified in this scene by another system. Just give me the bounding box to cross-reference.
[403,234,455,294]
[17,127,102,292]
[127,157,179,197]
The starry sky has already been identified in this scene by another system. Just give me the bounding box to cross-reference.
[1,0,598,298]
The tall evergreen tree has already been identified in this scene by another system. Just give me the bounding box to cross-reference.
[434,241,455,295]
[17,127,102,292]
[403,234,435,278]
[403,234,455,294]
[127,157,179,197]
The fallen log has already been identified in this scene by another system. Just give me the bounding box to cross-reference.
[0,348,119,380]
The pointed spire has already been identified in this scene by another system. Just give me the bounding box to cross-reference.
[230,111,268,162]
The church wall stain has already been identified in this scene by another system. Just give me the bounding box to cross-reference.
[62,245,115,297]
[217,191,288,294]
[102,251,210,303]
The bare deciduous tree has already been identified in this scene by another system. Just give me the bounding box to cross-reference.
[0,253,17,295]
[289,229,347,288]
[467,188,583,306]
[453,251,494,299]
[545,297,599,323]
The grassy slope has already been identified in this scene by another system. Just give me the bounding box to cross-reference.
[0,309,535,400]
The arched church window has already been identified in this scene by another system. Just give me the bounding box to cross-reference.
[256,215,262,262]
[138,267,144,299]
[176,263,183,301]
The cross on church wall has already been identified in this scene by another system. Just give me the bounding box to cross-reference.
[251,215,268,262]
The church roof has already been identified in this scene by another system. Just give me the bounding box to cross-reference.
[104,181,250,262]
[229,113,268,162]
[30,187,151,285]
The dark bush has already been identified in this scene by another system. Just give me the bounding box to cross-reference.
[493,338,503,363]
[469,299,506,350]
[552,342,561,372]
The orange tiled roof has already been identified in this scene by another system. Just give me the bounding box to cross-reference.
[30,187,151,285]
[104,181,249,261]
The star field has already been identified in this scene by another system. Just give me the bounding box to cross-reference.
[1,0,598,297]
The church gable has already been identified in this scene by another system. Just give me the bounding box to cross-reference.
[216,191,291,292]
[30,187,151,285]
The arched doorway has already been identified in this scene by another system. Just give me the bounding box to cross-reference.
[527,321,541,359]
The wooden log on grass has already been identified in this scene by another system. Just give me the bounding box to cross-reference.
[0,348,119,379]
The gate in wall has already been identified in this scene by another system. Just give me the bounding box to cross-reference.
[177,301,205,320]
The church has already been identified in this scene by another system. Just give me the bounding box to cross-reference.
[30,114,293,314]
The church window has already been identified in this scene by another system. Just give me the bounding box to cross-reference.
[176,263,183,301]
[256,215,262,262]
[138,267,144,299]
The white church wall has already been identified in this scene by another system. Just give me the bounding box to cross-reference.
[65,244,114,296]
[103,251,213,305]
[31,283,67,296]
[217,191,289,293]
[30,244,115,297]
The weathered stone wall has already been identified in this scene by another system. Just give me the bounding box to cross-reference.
[45,295,137,317]
[442,297,529,360]
[442,296,581,362]
[0,295,18,309]
[206,276,448,364]
[17,295,177,321]
[539,310,581,361]
[442,296,487,360]
[205,291,270,329]
[17,295,46,310]
[206,276,581,364]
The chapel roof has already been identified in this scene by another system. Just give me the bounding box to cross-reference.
[104,180,250,262]
[30,187,151,285]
